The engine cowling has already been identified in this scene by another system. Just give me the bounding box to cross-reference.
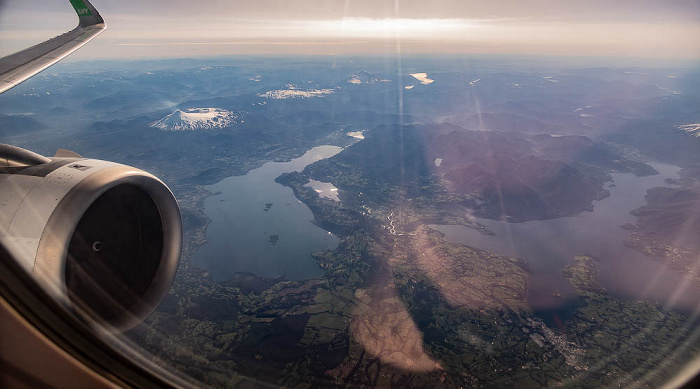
[0,146,182,332]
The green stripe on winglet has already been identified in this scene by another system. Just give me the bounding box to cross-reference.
[69,0,93,17]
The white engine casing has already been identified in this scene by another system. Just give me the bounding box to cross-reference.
[0,157,182,331]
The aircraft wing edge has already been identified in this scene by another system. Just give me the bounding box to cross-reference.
[0,0,105,94]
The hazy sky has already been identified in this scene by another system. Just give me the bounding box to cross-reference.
[1,0,699,59]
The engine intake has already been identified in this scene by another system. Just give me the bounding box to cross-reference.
[0,146,182,332]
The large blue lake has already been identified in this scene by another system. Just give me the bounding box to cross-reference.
[192,146,342,281]
[194,152,700,319]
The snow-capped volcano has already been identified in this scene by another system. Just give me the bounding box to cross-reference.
[344,71,382,84]
[150,108,242,131]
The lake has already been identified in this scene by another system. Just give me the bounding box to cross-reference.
[430,162,700,319]
[192,145,342,281]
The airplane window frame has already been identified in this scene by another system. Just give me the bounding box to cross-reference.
[0,241,193,389]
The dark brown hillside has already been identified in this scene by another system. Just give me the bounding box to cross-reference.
[305,124,646,222]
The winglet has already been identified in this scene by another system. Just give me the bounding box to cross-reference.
[69,0,105,27]
[0,1,106,94]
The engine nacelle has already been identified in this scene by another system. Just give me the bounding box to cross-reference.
[0,145,182,332]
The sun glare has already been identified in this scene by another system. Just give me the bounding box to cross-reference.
[302,18,479,39]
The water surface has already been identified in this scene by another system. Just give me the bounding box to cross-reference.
[430,162,700,317]
[193,146,342,281]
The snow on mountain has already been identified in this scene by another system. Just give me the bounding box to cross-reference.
[676,123,700,137]
[150,108,242,131]
[345,70,383,84]
[410,72,434,85]
[258,85,335,99]
[347,130,366,139]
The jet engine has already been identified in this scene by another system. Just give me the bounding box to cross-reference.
[0,144,182,332]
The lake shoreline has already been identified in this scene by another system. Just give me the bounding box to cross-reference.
[191,145,344,282]
[429,161,700,314]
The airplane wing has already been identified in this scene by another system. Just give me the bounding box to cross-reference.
[0,0,106,94]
